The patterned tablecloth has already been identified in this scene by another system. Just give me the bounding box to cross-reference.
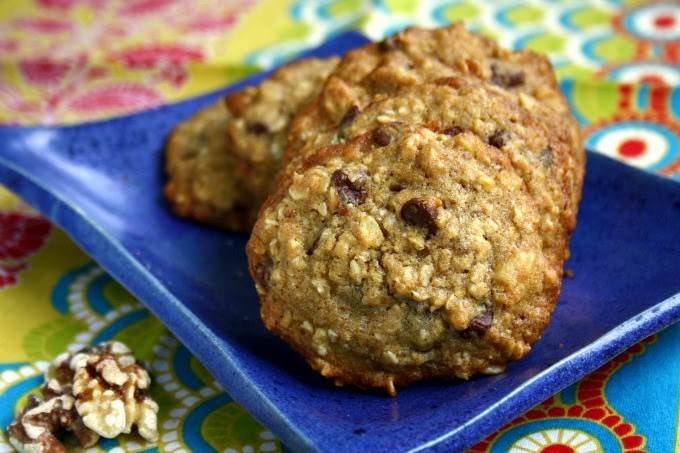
[0,1,679,452]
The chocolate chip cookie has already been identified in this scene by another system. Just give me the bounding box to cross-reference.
[303,78,581,272]
[164,57,338,231]
[164,100,257,232]
[224,57,339,203]
[286,23,581,169]
[247,124,558,395]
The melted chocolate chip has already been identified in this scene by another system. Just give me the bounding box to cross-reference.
[443,126,463,137]
[462,311,493,338]
[337,105,360,139]
[254,258,273,290]
[400,198,439,236]
[247,122,269,135]
[332,170,368,207]
[507,71,526,87]
[378,36,402,52]
[490,63,525,88]
[373,129,393,147]
[488,129,509,148]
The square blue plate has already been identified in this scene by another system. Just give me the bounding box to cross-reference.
[1,32,680,452]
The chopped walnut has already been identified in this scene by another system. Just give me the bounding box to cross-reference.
[7,341,158,453]
[7,393,97,453]
[71,342,159,442]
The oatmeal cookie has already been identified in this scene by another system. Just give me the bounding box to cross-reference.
[305,78,581,272]
[163,100,257,232]
[247,124,558,395]
[164,57,338,231]
[282,27,583,272]
[224,57,339,203]
[286,23,581,169]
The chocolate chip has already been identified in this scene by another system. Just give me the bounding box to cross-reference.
[373,128,393,147]
[332,170,368,207]
[254,258,273,290]
[490,63,525,88]
[247,122,269,135]
[488,129,509,148]
[400,198,439,236]
[507,71,526,87]
[443,126,463,137]
[337,105,360,139]
[378,36,402,52]
[541,146,553,168]
[462,311,493,338]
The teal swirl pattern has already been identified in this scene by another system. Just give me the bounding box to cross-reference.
[0,263,282,452]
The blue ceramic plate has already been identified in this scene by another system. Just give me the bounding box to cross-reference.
[1,32,680,452]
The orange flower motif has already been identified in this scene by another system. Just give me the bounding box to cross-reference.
[469,337,654,452]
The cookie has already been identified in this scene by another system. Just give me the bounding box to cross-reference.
[247,124,558,395]
[281,24,585,275]
[164,57,338,231]
[224,57,339,203]
[380,23,576,120]
[284,23,582,184]
[318,79,581,272]
[163,100,257,232]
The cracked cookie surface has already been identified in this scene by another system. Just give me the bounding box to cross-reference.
[247,124,557,395]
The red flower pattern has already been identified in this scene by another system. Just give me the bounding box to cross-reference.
[36,0,77,9]
[0,0,255,124]
[0,211,52,288]
[12,17,74,33]
[119,0,179,16]
[114,45,204,69]
[18,57,73,85]
[68,84,163,113]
